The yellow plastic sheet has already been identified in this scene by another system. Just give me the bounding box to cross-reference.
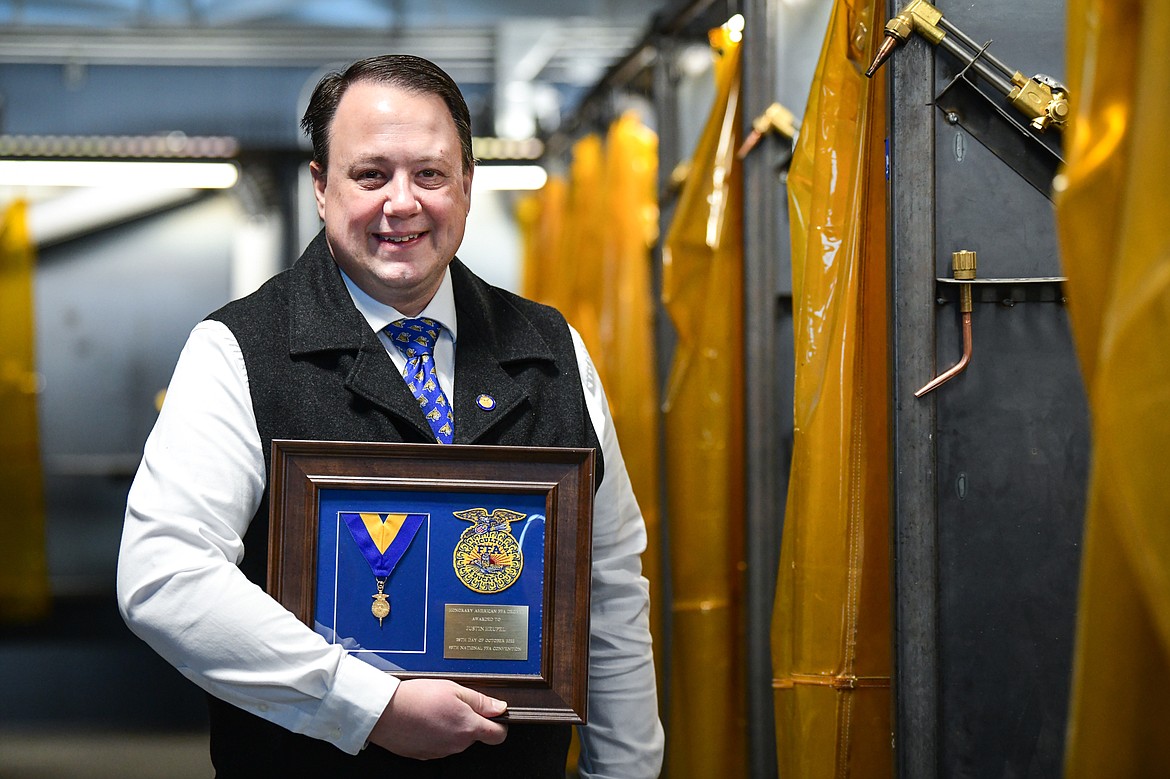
[517,174,568,311]
[661,22,746,778]
[599,113,664,661]
[771,0,891,776]
[518,115,665,689]
[1057,1,1170,774]
[520,137,607,367]
[0,199,50,622]
[561,135,607,372]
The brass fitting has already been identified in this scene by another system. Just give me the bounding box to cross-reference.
[898,0,946,45]
[865,1,1072,133]
[736,102,798,159]
[754,103,798,142]
[952,249,977,313]
[866,0,946,77]
[1008,72,1070,131]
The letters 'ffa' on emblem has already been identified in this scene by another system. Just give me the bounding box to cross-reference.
[451,507,526,594]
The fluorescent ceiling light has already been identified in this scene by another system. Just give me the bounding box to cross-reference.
[27,186,201,246]
[473,165,548,191]
[0,159,239,189]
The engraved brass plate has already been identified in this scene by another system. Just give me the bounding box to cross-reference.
[444,604,529,660]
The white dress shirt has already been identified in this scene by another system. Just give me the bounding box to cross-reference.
[117,265,664,778]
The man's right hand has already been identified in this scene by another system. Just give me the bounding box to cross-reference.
[367,678,508,760]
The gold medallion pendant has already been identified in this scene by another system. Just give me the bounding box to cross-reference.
[340,511,426,630]
[371,579,390,626]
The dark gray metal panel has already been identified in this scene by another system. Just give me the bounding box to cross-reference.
[931,294,1086,778]
[942,0,1066,81]
[929,1,1084,775]
[932,124,1061,277]
[889,1,1088,777]
[931,2,1066,280]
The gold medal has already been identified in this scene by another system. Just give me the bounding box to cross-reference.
[341,512,425,630]
[371,579,390,626]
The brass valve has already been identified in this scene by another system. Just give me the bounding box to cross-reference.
[1008,72,1071,131]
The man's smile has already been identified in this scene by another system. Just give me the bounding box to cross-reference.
[376,232,424,244]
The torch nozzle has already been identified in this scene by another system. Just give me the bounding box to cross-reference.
[865,32,902,78]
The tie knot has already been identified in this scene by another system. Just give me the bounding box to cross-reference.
[387,317,443,358]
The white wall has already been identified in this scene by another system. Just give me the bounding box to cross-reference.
[460,188,523,293]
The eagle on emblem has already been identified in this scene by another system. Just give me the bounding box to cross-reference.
[453,507,526,535]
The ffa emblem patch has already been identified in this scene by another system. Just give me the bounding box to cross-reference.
[452,507,525,594]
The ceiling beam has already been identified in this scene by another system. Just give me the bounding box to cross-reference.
[0,26,492,80]
[0,24,641,86]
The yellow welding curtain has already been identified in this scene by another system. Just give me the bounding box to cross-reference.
[561,135,607,366]
[517,174,568,312]
[598,113,664,659]
[661,23,746,778]
[518,117,664,664]
[519,139,605,359]
[0,200,50,622]
[771,0,891,775]
[1057,1,1170,775]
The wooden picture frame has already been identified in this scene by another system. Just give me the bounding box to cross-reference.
[267,439,595,724]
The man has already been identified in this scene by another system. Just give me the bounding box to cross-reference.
[117,54,663,777]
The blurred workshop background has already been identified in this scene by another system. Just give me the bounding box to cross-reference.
[2,0,1167,777]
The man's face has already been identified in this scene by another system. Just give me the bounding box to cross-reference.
[311,80,473,315]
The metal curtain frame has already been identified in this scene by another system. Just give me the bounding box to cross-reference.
[741,0,790,776]
[886,0,941,775]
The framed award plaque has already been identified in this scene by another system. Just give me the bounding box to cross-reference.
[266,439,595,724]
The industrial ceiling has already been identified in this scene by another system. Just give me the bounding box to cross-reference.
[0,0,673,137]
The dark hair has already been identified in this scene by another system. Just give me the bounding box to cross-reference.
[301,54,474,172]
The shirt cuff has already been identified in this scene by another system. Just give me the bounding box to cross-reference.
[309,655,400,755]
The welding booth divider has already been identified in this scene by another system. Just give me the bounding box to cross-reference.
[543,0,1095,777]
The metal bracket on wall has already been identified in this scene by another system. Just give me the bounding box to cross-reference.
[936,275,1067,306]
[865,1,1069,198]
[917,269,1069,397]
[934,72,1064,201]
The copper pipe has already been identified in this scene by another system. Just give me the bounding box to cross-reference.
[914,310,972,397]
[915,250,977,398]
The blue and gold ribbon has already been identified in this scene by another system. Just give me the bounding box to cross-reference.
[340,512,425,625]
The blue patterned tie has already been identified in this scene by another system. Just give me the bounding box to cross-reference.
[385,317,454,444]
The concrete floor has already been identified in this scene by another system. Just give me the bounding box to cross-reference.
[0,730,212,779]
[0,594,214,778]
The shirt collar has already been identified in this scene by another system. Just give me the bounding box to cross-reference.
[339,266,458,342]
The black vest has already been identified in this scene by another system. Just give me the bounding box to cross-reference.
[205,233,602,778]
